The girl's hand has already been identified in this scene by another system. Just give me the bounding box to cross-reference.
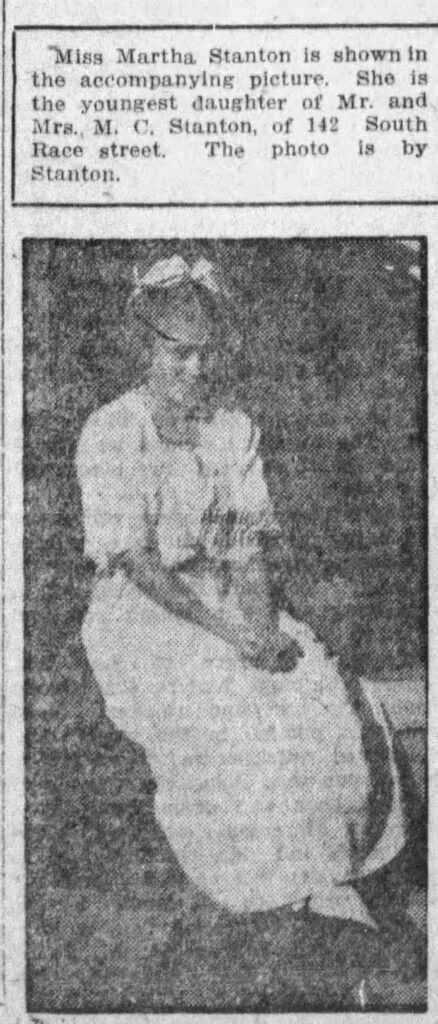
[273,636,304,672]
[230,625,267,665]
[252,630,304,673]
[231,626,303,672]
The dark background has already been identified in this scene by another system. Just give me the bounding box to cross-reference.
[24,238,427,1012]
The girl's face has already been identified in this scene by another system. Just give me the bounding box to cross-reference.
[149,330,208,410]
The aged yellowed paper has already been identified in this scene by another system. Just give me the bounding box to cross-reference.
[1,2,436,1021]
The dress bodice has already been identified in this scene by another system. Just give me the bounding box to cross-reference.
[76,388,279,571]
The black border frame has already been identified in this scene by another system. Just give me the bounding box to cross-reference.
[22,233,428,1015]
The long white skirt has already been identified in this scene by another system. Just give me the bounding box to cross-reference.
[82,569,406,925]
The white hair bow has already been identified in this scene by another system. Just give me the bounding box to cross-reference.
[132,255,229,298]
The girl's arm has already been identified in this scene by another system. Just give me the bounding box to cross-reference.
[231,552,278,638]
[231,552,303,671]
[115,546,261,662]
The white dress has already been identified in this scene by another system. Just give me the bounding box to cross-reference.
[77,388,406,925]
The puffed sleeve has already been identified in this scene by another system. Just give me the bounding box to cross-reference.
[205,410,280,563]
[76,397,146,568]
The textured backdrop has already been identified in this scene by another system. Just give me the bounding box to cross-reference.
[24,238,427,1012]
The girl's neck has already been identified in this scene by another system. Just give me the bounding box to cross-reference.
[146,387,201,447]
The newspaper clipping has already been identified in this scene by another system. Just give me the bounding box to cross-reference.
[1,2,435,1021]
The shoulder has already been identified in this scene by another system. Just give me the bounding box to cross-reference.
[76,390,143,469]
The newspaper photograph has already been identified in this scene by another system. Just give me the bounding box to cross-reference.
[1,3,435,1022]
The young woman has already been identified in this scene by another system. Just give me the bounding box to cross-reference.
[76,255,405,926]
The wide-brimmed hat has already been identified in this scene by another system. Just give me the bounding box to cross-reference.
[129,256,229,347]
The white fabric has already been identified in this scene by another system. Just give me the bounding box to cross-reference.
[132,256,228,298]
[76,391,278,570]
[77,390,406,922]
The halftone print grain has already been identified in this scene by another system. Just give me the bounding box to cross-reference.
[24,238,426,1013]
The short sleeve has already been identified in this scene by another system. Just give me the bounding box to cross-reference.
[205,411,280,564]
[76,398,146,568]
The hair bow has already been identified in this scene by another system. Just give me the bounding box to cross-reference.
[132,255,229,298]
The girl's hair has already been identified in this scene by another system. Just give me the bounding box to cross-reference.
[123,278,238,361]
[119,272,242,413]
[130,278,219,326]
